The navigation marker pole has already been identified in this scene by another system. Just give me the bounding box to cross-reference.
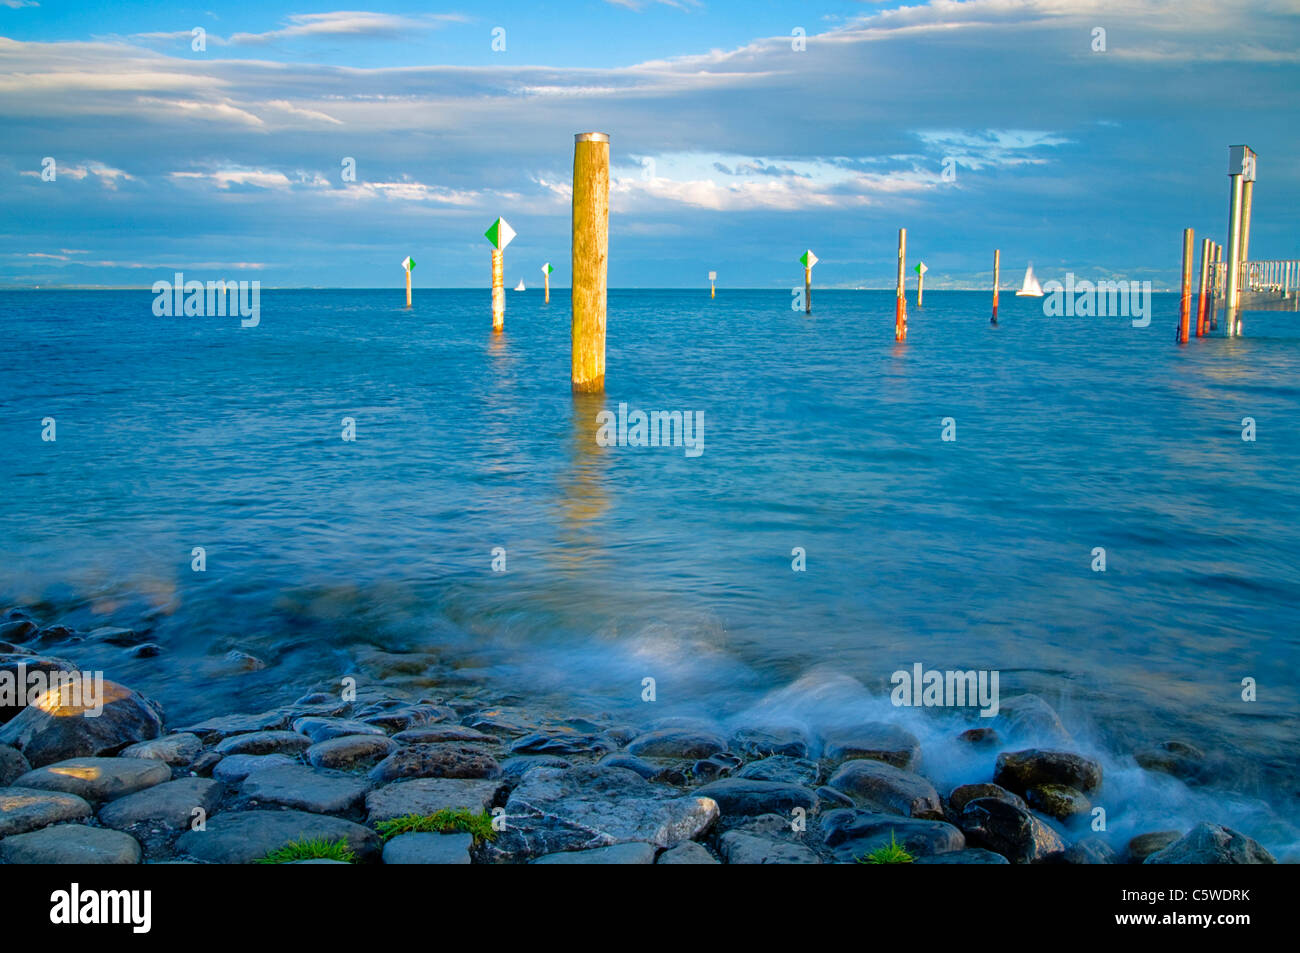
[1196,238,1212,337]
[915,260,928,309]
[402,256,415,308]
[485,217,516,333]
[709,271,717,300]
[542,262,553,305]
[895,228,907,341]
[800,250,817,315]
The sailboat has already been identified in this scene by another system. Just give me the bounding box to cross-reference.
[514,279,526,292]
[1016,264,1043,297]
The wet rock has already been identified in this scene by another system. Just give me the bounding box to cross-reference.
[995,694,1072,745]
[691,753,743,783]
[382,832,473,864]
[737,756,820,787]
[994,748,1102,795]
[958,727,1000,746]
[720,831,820,864]
[959,797,1065,864]
[501,755,573,780]
[510,731,613,757]
[98,777,223,831]
[0,742,31,784]
[1145,823,1274,865]
[0,680,165,767]
[627,728,727,760]
[821,809,965,862]
[0,786,93,836]
[1026,783,1091,821]
[484,765,719,862]
[657,841,719,864]
[729,727,810,759]
[948,782,1026,814]
[0,823,141,864]
[34,625,76,646]
[121,733,203,767]
[395,725,498,745]
[1134,740,1210,784]
[0,620,38,644]
[821,723,920,769]
[1126,830,1182,863]
[533,842,657,864]
[87,626,144,647]
[175,808,380,863]
[461,707,537,737]
[223,649,265,672]
[215,730,311,757]
[189,751,222,777]
[365,778,506,822]
[692,778,818,818]
[0,652,79,723]
[240,764,371,815]
[827,759,943,819]
[361,704,452,732]
[15,756,171,803]
[369,743,502,783]
[815,785,854,809]
[1065,837,1118,864]
[293,717,386,743]
[596,753,657,779]
[915,848,1010,864]
[307,734,397,770]
[180,710,291,741]
[212,753,295,783]
[126,643,164,659]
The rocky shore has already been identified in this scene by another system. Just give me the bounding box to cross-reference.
[0,609,1281,865]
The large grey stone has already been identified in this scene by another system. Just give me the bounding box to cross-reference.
[175,809,380,863]
[691,778,818,818]
[827,759,943,819]
[720,831,820,864]
[365,777,505,822]
[0,743,31,785]
[14,757,171,803]
[0,653,77,723]
[120,733,203,767]
[1145,823,1275,865]
[736,756,819,786]
[994,749,1103,795]
[240,764,370,814]
[215,730,311,757]
[532,842,657,864]
[98,777,224,831]
[369,744,501,783]
[0,785,93,835]
[995,694,1073,746]
[0,823,141,864]
[292,717,386,744]
[959,797,1065,864]
[307,734,397,769]
[657,841,719,864]
[821,723,921,769]
[180,710,291,741]
[0,680,165,767]
[211,753,294,783]
[729,727,810,759]
[382,831,473,864]
[393,726,498,745]
[821,808,965,862]
[627,728,727,760]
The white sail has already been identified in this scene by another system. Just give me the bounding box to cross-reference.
[1016,265,1043,297]
[514,279,526,291]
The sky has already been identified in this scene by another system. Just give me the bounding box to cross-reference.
[1,0,1298,289]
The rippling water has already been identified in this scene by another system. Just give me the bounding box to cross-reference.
[2,288,1298,851]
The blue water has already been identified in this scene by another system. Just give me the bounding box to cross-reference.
[2,289,1298,852]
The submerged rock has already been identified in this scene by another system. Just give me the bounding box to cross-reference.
[1144,823,1275,864]
[212,753,295,783]
[959,797,1065,864]
[511,731,612,757]
[595,753,657,779]
[821,723,921,769]
[827,759,943,819]
[215,730,311,757]
[1134,740,1212,784]
[307,734,397,770]
[729,727,811,759]
[736,756,820,787]
[993,748,1102,795]
[180,710,291,741]
[293,717,386,743]
[995,694,1073,746]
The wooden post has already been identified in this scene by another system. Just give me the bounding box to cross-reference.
[800,250,817,314]
[1210,243,1221,330]
[1178,227,1193,344]
[709,271,716,300]
[572,132,609,393]
[895,228,907,341]
[401,256,415,308]
[491,249,504,332]
[542,262,553,304]
[915,261,927,309]
[1196,237,1211,336]
[991,249,1000,325]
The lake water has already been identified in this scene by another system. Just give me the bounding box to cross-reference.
[2,288,1298,853]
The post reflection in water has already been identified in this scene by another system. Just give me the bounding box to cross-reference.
[555,391,612,571]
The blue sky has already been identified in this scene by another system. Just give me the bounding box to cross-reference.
[2,0,1298,289]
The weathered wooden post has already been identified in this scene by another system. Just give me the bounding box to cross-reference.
[800,250,817,314]
[1196,238,1211,336]
[1178,227,1193,344]
[915,261,927,309]
[709,271,716,299]
[895,228,907,341]
[991,249,1000,325]
[486,217,515,333]
[542,262,553,304]
[402,256,415,308]
[572,132,609,393]
[1210,243,1221,330]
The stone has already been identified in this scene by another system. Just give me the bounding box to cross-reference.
[307,735,397,769]
[657,841,719,864]
[821,723,921,769]
[127,643,164,659]
[948,782,1027,814]
[627,728,727,760]
[215,730,311,757]
[34,625,76,646]
[0,743,31,785]
[827,759,943,819]
[1144,823,1274,865]
[0,823,141,864]
[369,744,501,783]
[180,710,291,741]
[1126,830,1183,863]
[729,727,810,759]
[1065,837,1118,864]
[240,764,370,815]
[0,785,93,835]
[1026,783,1091,821]
[596,753,657,779]
[98,777,223,831]
[0,653,81,724]
[361,704,451,732]
[995,694,1073,745]
[394,726,498,745]
[501,755,573,779]
[175,808,380,864]
[720,831,820,864]
[692,778,818,818]
[821,809,965,862]
[532,842,657,864]
[958,727,1000,746]
[510,731,612,756]
[959,797,1065,864]
[212,753,296,783]
[815,785,854,809]
[485,765,719,862]
[14,757,171,803]
[736,756,820,786]
[0,620,38,644]
[86,626,143,646]
[1135,740,1211,784]
[365,778,505,822]
[120,733,203,767]
[914,848,1010,864]
[0,680,165,767]
[691,753,743,783]
[461,707,537,737]
[382,832,473,864]
[293,717,387,743]
[994,748,1103,795]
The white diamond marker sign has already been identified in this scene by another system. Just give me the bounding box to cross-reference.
[542,262,553,275]
[401,256,415,272]
[914,261,927,275]
[485,218,516,251]
[800,250,818,269]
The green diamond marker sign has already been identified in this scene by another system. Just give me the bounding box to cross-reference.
[402,256,415,272]
[541,262,553,275]
[485,217,516,251]
[800,250,818,269]
[914,261,927,275]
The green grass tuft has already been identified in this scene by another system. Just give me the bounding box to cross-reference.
[374,808,498,844]
[857,830,915,864]
[255,836,357,864]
